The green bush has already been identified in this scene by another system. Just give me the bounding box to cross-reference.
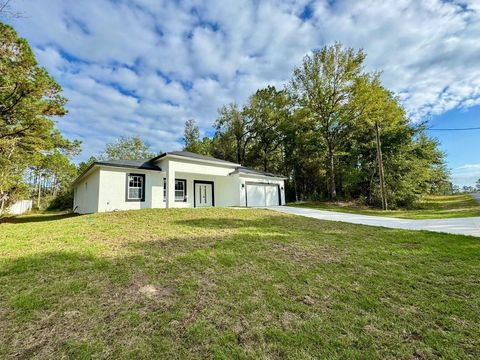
[47,189,73,211]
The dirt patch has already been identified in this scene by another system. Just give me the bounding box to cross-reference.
[181,276,217,328]
[138,285,172,299]
[403,330,423,342]
[302,295,315,306]
[270,243,340,264]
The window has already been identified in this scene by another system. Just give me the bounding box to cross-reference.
[175,179,186,202]
[163,178,187,202]
[126,173,145,201]
[163,178,166,202]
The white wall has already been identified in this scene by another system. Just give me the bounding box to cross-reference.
[73,169,100,214]
[167,170,284,208]
[157,158,240,208]
[171,172,239,208]
[216,174,241,207]
[97,167,165,212]
[156,158,236,177]
[8,200,32,215]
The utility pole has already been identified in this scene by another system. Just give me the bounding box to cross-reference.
[375,121,388,210]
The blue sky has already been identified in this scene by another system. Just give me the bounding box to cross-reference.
[3,0,480,186]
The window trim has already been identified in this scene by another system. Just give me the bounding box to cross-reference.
[125,173,145,202]
[174,178,187,202]
[163,178,188,202]
[163,177,166,202]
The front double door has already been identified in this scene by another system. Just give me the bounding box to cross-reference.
[194,182,213,208]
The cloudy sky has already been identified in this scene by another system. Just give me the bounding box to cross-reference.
[4,0,480,186]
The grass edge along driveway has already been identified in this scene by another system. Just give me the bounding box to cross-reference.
[289,194,480,219]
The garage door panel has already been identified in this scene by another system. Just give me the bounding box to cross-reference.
[265,185,279,206]
[246,184,265,207]
[246,183,279,207]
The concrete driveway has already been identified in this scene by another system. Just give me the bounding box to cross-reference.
[269,206,480,237]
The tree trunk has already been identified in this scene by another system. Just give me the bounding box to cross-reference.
[294,168,298,202]
[0,188,5,217]
[37,176,41,209]
[375,121,388,210]
[328,146,337,200]
[236,137,243,165]
[263,146,268,172]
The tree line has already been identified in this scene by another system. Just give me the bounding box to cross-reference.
[0,18,452,214]
[183,43,450,208]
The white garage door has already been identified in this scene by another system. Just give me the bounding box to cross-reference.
[246,183,280,207]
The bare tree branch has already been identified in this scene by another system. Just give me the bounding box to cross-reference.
[0,0,23,19]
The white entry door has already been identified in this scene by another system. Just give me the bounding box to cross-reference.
[195,182,213,208]
[246,183,280,207]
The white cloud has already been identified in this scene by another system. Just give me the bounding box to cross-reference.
[452,164,480,187]
[5,0,480,161]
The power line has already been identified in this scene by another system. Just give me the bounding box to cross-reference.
[428,127,480,131]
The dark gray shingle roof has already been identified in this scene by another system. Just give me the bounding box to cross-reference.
[94,159,162,171]
[72,159,161,185]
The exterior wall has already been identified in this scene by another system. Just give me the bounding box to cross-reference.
[73,169,100,214]
[96,167,165,212]
[238,175,285,206]
[155,158,237,177]
[156,158,240,208]
[172,171,240,208]
[73,157,285,213]
[216,174,241,207]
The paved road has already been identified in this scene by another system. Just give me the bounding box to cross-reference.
[269,206,480,237]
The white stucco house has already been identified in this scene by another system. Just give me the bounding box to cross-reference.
[72,151,287,214]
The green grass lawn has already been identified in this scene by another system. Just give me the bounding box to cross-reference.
[1,209,479,359]
[290,194,480,219]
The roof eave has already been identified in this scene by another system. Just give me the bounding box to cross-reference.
[71,162,162,186]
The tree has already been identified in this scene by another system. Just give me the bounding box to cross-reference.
[0,22,73,214]
[354,75,406,210]
[78,156,98,174]
[100,136,154,160]
[202,43,449,208]
[26,148,79,209]
[182,119,213,155]
[244,86,289,172]
[183,119,201,153]
[213,104,254,165]
[289,42,367,199]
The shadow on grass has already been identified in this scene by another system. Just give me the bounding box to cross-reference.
[0,213,79,224]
